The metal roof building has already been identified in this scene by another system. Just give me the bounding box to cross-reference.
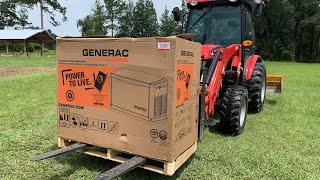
[0,30,55,56]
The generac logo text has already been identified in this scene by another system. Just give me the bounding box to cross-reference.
[83,49,129,57]
[181,50,194,57]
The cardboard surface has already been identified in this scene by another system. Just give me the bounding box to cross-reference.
[56,36,201,162]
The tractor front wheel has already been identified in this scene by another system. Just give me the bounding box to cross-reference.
[218,86,248,135]
[246,62,267,113]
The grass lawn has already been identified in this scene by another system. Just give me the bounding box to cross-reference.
[0,56,55,68]
[0,57,319,179]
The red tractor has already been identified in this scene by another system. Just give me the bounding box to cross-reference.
[173,0,267,138]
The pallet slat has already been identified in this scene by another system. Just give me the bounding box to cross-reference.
[58,137,197,176]
[165,142,197,176]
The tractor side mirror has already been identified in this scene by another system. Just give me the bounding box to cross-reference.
[248,0,264,16]
[255,4,263,16]
[172,7,181,22]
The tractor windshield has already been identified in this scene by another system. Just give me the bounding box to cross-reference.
[186,6,241,46]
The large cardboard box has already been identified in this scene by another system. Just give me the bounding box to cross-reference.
[56,37,201,162]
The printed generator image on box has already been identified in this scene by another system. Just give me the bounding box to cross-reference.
[110,69,168,122]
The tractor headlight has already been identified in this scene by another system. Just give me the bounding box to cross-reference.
[254,0,262,4]
[229,0,238,2]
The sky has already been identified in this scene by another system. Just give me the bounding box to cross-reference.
[27,0,181,36]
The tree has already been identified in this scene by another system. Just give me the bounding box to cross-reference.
[132,0,159,37]
[117,0,135,37]
[144,0,159,36]
[158,0,188,36]
[77,0,106,36]
[104,0,125,37]
[77,16,95,36]
[20,0,67,26]
[0,2,28,29]
[13,9,31,29]
[160,8,177,36]
[0,0,67,29]
[176,0,188,34]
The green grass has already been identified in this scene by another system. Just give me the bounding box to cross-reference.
[0,58,319,179]
[0,56,55,68]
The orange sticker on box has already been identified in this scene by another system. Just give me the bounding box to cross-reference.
[176,64,194,106]
[58,64,118,108]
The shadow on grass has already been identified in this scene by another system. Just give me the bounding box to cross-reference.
[49,151,113,180]
[208,123,231,137]
[121,155,195,180]
[46,144,194,180]
[265,99,277,106]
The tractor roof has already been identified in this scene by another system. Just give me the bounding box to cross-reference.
[186,0,237,5]
[186,0,266,6]
[186,0,211,3]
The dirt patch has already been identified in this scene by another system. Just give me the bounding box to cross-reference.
[0,66,56,77]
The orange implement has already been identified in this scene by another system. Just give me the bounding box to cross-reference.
[266,75,283,93]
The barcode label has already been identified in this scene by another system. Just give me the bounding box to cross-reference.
[158,42,171,50]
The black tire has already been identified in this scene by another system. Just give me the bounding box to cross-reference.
[246,62,266,114]
[217,86,248,135]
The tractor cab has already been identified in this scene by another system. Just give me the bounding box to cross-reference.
[187,4,243,47]
[173,0,264,60]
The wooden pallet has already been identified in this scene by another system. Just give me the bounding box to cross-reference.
[58,137,197,176]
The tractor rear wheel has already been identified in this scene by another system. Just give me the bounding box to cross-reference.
[246,62,266,113]
[218,86,248,135]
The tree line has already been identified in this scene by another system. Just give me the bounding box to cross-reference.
[77,0,320,63]
[1,0,320,62]
[76,0,186,37]
[255,0,320,62]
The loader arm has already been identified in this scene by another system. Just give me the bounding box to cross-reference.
[204,44,242,117]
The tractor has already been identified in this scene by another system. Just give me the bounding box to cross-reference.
[173,0,268,138]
